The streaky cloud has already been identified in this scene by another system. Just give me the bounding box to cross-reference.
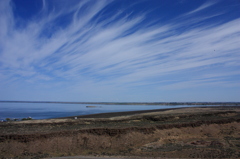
[0,0,239,102]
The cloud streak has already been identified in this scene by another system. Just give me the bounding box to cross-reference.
[186,1,217,15]
[0,0,239,101]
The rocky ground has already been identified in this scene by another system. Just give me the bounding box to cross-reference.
[0,106,240,159]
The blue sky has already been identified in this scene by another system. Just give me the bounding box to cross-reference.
[0,0,239,102]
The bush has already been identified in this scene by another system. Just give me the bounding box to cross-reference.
[21,117,32,121]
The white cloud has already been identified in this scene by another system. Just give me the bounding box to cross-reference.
[0,0,239,101]
[186,1,217,15]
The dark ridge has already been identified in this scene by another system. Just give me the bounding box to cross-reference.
[59,108,180,119]
[58,106,239,119]
[1,117,239,143]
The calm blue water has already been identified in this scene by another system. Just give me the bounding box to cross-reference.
[0,103,203,120]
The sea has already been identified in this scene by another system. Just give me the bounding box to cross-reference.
[0,102,208,120]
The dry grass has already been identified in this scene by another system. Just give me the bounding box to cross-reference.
[0,106,239,158]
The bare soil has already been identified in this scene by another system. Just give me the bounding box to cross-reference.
[0,106,240,159]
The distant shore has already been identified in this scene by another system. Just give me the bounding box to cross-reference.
[58,105,240,119]
[1,100,240,106]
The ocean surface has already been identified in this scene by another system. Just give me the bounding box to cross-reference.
[0,102,206,120]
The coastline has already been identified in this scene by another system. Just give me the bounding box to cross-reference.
[58,105,239,119]
[1,106,240,158]
[1,100,240,106]
[1,101,239,120]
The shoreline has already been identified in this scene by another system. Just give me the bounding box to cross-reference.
[58,105,239,119]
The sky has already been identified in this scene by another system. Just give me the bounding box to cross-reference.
[0,0,239,102]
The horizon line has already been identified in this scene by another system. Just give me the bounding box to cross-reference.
[0,100,240,105]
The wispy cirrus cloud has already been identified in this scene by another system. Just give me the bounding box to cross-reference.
[186,1,217,15]
[0,0,239,101]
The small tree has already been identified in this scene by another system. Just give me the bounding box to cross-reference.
[6,118,11,121]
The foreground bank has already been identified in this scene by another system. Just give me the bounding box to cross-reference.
[0,106,240,158]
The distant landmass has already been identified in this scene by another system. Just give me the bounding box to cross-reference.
[0,100,239,106]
